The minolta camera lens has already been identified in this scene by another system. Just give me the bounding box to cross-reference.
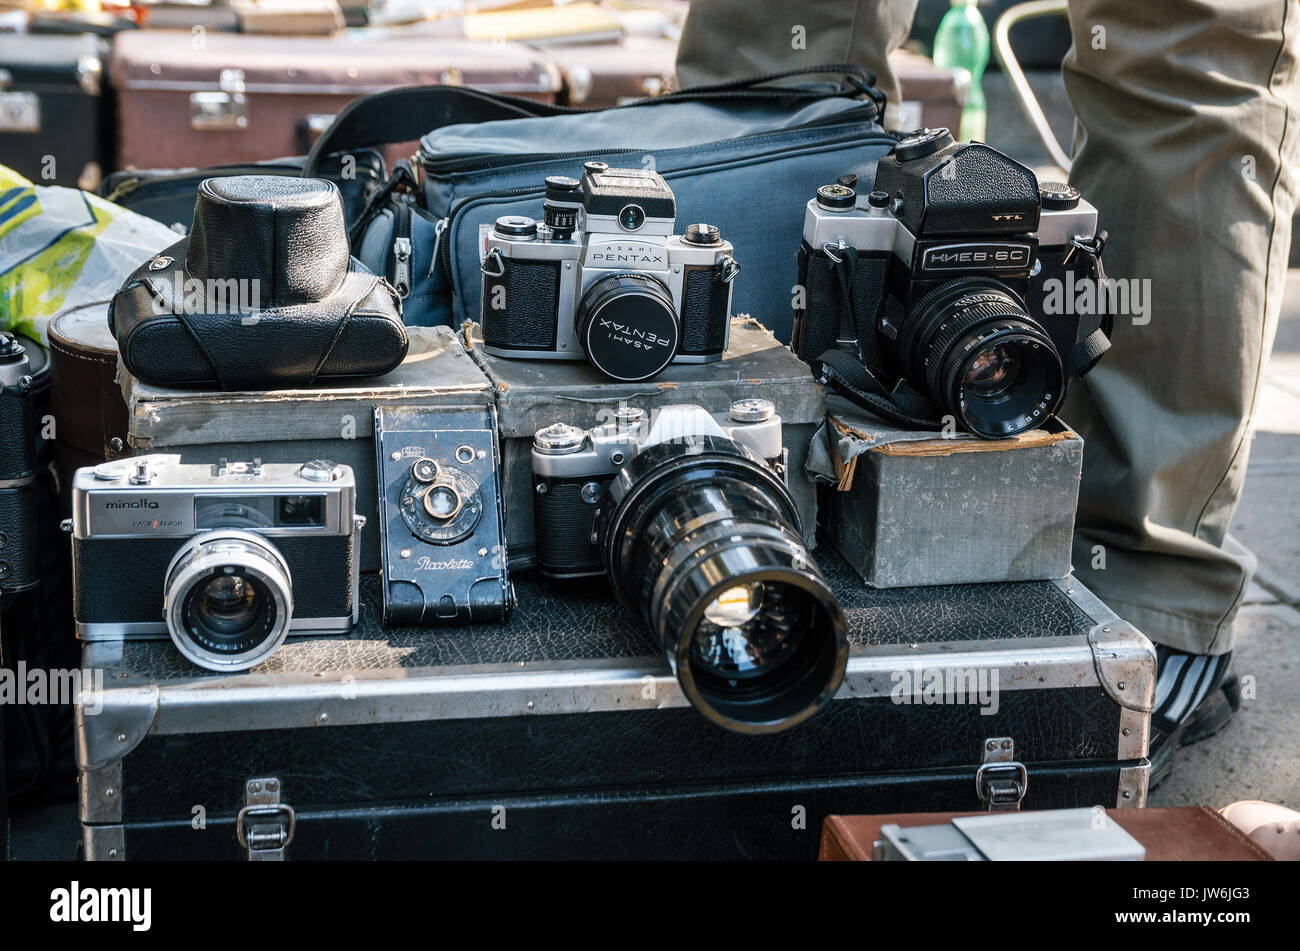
[792,128,1109,438]
[480,164,740,383]
[531,402,848,733]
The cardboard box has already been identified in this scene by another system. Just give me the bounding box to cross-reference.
[464,316,826,562]
[119,326,493,571]
[810,396,1083,587]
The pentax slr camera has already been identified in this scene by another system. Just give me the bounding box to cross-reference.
[68,455,364,671]
[532,401,848,734]
[792,128,1109,438]
[481,162,739,382]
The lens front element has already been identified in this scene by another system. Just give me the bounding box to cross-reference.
[164,530,293,672]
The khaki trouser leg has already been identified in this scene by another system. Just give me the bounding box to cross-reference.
[676,0,1300,654]
[1062,0,1300,654]
[675,0,919,128]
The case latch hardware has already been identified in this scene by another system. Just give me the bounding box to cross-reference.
[236,777,295,861]
[976,737,1028,812]
[191,68,248,131]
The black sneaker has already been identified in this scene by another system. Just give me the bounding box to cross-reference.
[1148,665,1240,790]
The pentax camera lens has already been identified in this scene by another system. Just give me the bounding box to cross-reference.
[895,278,1064,438]
[597,436,848,734]
[163,530,294,671]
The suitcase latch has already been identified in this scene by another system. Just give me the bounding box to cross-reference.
[236,777,295,861]
[191,68,248,131]
[976,737,1028,812]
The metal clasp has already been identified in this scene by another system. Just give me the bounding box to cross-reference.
[717,257,741,284]
[236,777,295,861]
[480,247,505,278]
[975,737,1028,812]
[191,68,248,131]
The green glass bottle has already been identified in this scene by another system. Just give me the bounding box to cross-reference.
[933,0,990,142]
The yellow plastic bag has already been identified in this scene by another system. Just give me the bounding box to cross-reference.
[0,164,176,346]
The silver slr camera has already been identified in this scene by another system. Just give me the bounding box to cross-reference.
[481,162,740,383]
[531,401,784,579]
[530,401,848,735]
[68,455,364,672]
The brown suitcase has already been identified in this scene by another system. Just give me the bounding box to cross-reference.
[110,30,562,170]
[820,807,1275,861]
[890,49,963,134]
[543,35,679,108]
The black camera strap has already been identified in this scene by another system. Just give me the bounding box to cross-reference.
[1059,231,1113,379]
[811,244,948,429]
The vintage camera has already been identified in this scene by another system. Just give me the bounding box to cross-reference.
[792,128,1108,438]
[69,455,364,671]
[0,331,40,594]
[532,401,848,734]
[374,405,512,625]
[480,162,740,382]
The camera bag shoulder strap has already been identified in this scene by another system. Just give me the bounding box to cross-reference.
[303,64,884,179]
[810,244,948,429]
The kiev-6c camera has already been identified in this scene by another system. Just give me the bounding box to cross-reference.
[532,402,847,734]
[792,128,1110,438]
[69,455,364,671]
[480,162,740,382]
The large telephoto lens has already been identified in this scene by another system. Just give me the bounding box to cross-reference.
[163,530,293,672]
[596,436,848,733]
[895,278,1064,438]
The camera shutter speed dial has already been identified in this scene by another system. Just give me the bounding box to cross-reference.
[399,458,484,545]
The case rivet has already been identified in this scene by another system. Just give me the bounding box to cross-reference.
[249,781,262,793]
[985,740,997,752]
[266,780,279,792]
[1123,791,1132,799]
[1117,681,1126,690]
[1122,727,1131,736]
[104,788,115,798]
[115,732,126,742]
[318,712,329,723]
[526,700,535,710]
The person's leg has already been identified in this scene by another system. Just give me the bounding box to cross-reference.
[1061,0,1300,662]
[675,0,920,128]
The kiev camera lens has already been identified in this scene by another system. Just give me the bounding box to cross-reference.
[164,530,294,671]
[597,436,848,734]
[895,278,1064,438]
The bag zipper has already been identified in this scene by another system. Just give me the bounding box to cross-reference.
[391,199,412,298]
[435,126,897,318]
[421,104,881,177]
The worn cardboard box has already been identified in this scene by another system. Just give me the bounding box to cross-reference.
[809,396,1084,587]
[119,326,493,571]
[464,316,827,561]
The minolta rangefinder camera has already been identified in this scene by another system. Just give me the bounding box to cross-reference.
[481,162,740,382]
[791,127,1109,438]
[374,404,512,625]
[69,455,364,672]
[531,401,847,735]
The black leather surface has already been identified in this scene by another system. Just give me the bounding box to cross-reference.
[0,479,39,592]
[679,266,729,356]
[75,535,355,625]
[187,177,350,306]
[119,762,1125,860]
[481,258,561,351]
[110,549,1096,676]
[108,176,407,390]
[120,685,1120,821]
